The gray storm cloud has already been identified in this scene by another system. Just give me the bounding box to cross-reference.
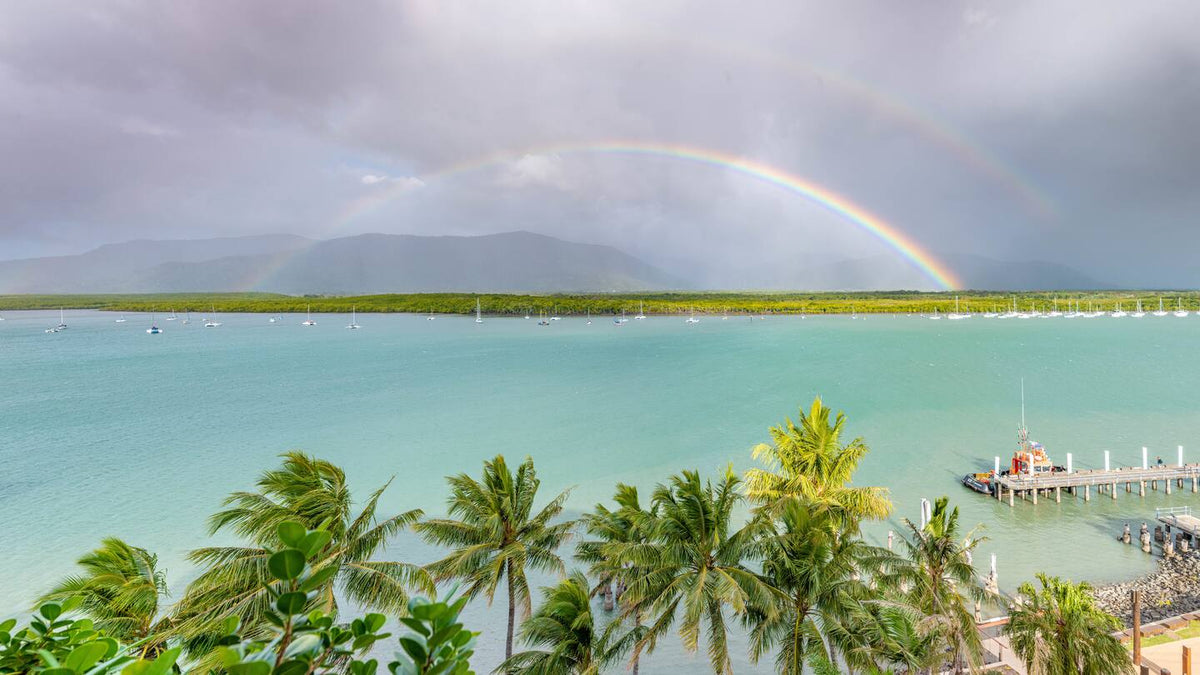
[1,0,1198,288]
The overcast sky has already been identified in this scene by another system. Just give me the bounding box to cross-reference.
[1,1,1198,287]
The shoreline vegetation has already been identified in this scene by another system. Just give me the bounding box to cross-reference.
[1,398,1134,675]
[4,290,1200,316]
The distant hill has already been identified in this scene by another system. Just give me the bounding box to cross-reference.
[714,253,1110,291]
[0,231,687,294]
[0,234,311,294]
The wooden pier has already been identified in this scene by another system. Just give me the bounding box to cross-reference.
[1157,506,1200,538]
[992,459,1200,507]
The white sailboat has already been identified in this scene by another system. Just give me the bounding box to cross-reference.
[475,298,483,324]
[929,307,942,320]
[539,311,550,326]
[166,308,178,321]
[428,308,436,321]
[948,296,970,320]
[56,308,68,331]
[204,305,222,328]
[115,314,127,323]
[1047,299,1063,318]
[1110,302,1127,318]
[586,309,592,325]
[685,307,700,324]
[302,305,316,326]
[346,306,361,329]
[550,305,561,321]
[1175,298,1189,318]
[983,305,999,319]
[182,310,191,325]
[1132,300,1145,318]
[614,309,628,325]
[634,301,646,320]
[146,313,163,334]
[1154,297,1169,317]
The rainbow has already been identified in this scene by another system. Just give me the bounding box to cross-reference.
[302,142,962,291]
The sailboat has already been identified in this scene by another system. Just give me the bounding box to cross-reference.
[524,308,530,320]
[302,305,316,326]
[475,298,483,324]
[586,309,592,325]
[115,314,127,323]
[983,305,999,319]
[634,301,646,320]
[929,307,942,320]
[722,307,729,320]
[428,308,436,321]
[948,296,969,320]
[1132,300,1145,318]
[346,306,361,329]
[204,305,222,328]
[550,305,561,321]
[685,307,700,324]
[166,308,178,321]
[614,309,628,325]
[1047,299,1063,318]
[1110,302,1127,318]
[1175,298,1189,318]
[1154,297,1169,317]
[182,310,191,325]
[538,310,550,326]
[146,314,163,334]
[56,308,68,331]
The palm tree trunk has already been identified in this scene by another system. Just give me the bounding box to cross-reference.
[506,560,516,663]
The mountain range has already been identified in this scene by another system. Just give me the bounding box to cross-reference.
[0,231,1107,293]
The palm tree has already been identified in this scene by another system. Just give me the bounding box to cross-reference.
[417,455,574,662]
[743,397,891,523]
[883,496,985,674]
[576,484,657,675]
[39,538,171,656]
[615,468,769,675]
[1005,573,1127,675]
[743,499,883,674]
[172,452,432,652]
[498,572,604,675]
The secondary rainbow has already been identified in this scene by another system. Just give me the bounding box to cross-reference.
[315,141,963,291]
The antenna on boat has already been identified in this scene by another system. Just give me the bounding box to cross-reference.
[1020,378,1026,430]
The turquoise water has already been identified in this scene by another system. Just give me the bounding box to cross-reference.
[4,309,1200,671]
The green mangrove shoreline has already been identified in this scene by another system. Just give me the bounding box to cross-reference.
[3,290,1200,316]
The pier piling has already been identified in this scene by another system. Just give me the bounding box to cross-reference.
[1055,486,1061,503]
[1112,482,1118,500]
[1084,484,1091,501]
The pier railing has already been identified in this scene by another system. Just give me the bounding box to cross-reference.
[1156,506,1193,518]
[996,464,1200,491]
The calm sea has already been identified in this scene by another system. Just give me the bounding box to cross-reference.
[3,309,1198,671]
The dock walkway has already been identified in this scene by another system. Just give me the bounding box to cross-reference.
[992,463,1200,506]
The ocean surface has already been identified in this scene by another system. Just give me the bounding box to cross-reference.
[3,309,1199,671]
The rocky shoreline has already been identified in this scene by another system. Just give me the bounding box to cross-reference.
[1091,551,1200,626]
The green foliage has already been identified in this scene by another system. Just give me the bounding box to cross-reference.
[172,453,432,659]
[38,538,171,654]
[5,290,1199,316]
[744,396,891,524]
[498,572,601,675]
[215,521,394,675]
[0,597,180,675]
[606,468,770,675]
[389,593,477,675]
[881,496,987,674]
[1005,574,1127,675]
[416,455,573,662]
